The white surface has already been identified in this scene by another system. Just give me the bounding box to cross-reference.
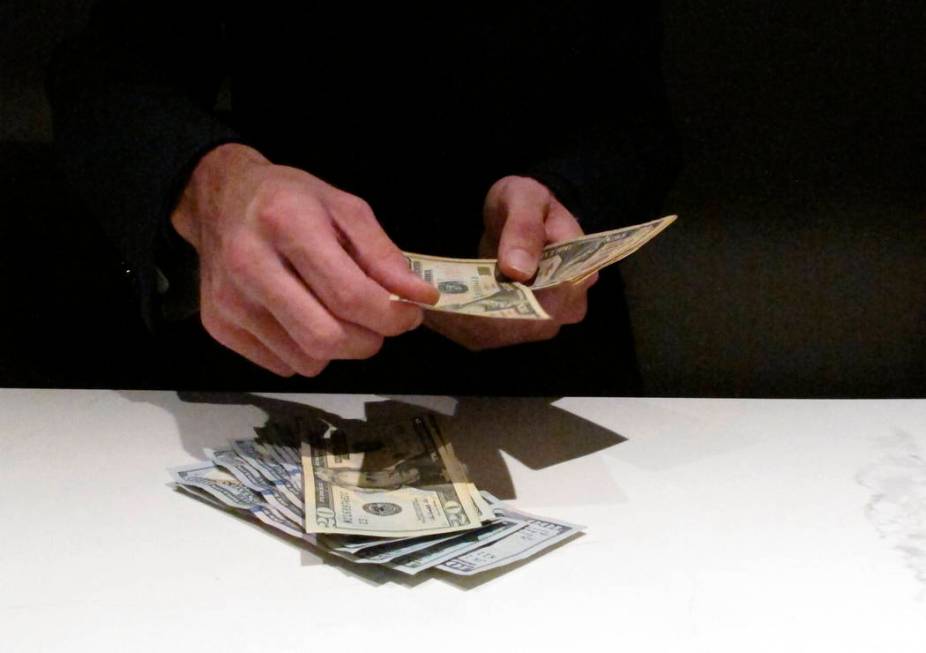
[1,390,924,653]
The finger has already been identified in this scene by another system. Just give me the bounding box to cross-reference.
[516,320,561,343]
[537,278,592,325]
[421,311,484,351]
[544,199,584,243]
[557,288,589,325]
[495,182,550,281]
[200,306,297,377]
[573,271,600,289]
[278,220,425,335]
[228,244,387,360]
[422,311,521,352]
[424,310,558,350]
[334,200,440,306]
[212,291,332,377]
[260,275,386,361]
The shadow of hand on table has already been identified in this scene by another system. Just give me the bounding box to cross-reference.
[121,390,625,587]
[375,396,627,501]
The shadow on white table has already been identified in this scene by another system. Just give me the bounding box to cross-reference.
[117,390,627,588]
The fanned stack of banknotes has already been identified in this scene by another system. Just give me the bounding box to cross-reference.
[169,413,584,576]
[400,214,676,319]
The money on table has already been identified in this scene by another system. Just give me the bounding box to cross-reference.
[168,412,585,577]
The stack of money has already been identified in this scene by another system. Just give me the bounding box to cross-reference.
[401,214,677,319]
[169,414,584,577]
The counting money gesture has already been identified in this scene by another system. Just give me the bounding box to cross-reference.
[425,176,597,350]
[171,144,439,376]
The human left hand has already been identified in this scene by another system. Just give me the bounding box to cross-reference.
[424,175,597,351]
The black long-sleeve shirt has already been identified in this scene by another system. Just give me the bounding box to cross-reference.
[48,1,679,328]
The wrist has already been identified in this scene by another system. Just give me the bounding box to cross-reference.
[170,143,269,250]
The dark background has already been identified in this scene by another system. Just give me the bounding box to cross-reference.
[1,1,924,396]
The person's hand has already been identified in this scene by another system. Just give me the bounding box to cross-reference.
[424,175,597,350]
[170,143,438,376]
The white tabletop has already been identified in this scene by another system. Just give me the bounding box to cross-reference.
[1,390,924,652]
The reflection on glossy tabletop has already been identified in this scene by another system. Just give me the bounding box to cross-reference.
[1,390,924,653]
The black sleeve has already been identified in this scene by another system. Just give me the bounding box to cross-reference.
[520,6,681,231]
[47,1,241,329]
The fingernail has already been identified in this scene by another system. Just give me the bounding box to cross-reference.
[507,248,536,277]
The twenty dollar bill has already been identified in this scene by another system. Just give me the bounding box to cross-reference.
[401,215,675,319]
[301,415,483,537]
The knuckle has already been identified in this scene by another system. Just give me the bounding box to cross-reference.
[494,175,521,196]
[296,359,327,378]
[293,357,325,377]
[333,193,375,222]
[201,310,242,350]
[254,179,293,213]
[200,309,224,341]
[254,203,293,240]
[302,326,346,360]
[501,175,549,202]
[371,241,402,265]
[523,175,551,198]
[379,314,413,337]
[254,184,323,240]
[210,283,241,318]
[223,238,259,281]
[500,224,543,256]
[507,214,543,240]
[358,335,384,359]
[529,323,560,341]
[327,285,364,317]
[339,193,373,218]
[560,301,587,325]
[571,303,589,323]
[461,330,498,351]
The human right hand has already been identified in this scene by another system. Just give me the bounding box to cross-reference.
[170,143,438,377]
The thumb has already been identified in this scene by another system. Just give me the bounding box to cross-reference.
[495,179,550,281]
